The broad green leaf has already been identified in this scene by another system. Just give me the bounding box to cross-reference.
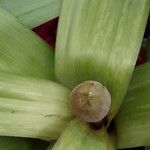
[55,0,150,122]
[0,72,73,140]
[115,62,150,148]
[0,8,55,80]
[0,0,62,28]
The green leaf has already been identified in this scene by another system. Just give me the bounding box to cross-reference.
[109,131,116,150]
[51,119,110,150]
[0,136,50,150]
[115,62,150,148]
[0,8,55,80]
[29,139,50,150]
[55,0,150,122]
[148,37,150,61]
[0,72,73,140]
[47,140,56,150]
[0,0,62,28]
[0,136,33,150]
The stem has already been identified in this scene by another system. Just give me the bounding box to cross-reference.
[70,81,111,123]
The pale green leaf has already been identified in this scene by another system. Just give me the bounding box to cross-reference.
[0,72,73,140]
[115,62,150,148]
[51,119,109,150]
[0,8,55,80]
[55,0,150,122]
[0,0,62,28]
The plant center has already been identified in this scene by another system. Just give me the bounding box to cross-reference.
[70,80,111,123]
